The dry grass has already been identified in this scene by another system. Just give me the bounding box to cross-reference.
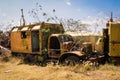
[0,56,120,80]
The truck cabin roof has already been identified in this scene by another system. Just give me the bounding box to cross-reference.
[11,22,64,32]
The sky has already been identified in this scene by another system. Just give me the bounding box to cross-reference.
[0,0,120,32]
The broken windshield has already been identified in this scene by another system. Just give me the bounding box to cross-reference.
[58,35,73,42]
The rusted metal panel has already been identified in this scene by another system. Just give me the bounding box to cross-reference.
[32,25,41,30]
[40,23,64,52]
[110,43,120,56]
[64,51,85,57]
[109,23,120,57]
[10,22,64,55]
[11,31,32,53]
[21,27,29,31]
[11,27,19,32]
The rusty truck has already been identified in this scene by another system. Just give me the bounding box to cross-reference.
[10,10,120,65]
[10,21,104,65]
[10,21,120,65]
[10,22,87,65]
[96,21,120,64]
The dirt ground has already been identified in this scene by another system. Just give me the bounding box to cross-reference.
[0,57,120,80]
[0,45,120,80]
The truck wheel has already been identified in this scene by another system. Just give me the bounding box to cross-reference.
[24,54,35,64]
[64,56,79,66]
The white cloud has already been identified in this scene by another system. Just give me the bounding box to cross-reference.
[81,18,106,25]
[66,0,71,6]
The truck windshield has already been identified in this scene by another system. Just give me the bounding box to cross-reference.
[59,35,73,42]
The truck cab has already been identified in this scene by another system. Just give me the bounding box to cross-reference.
[48,34,73,58]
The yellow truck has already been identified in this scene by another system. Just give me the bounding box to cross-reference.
[10,22,87,65]
[94,21,120,64]
[102,22,120,63]
[11,22,64,54]
[10,10,120,65]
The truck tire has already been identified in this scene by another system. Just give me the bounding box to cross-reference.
[64,56,79,66]
[24,54,35,64]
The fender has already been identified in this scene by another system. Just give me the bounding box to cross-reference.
[59,51,86,63]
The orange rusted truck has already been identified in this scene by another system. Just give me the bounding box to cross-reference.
[10,10,120,65]
[10,22,87,65]
[10,21,120,65]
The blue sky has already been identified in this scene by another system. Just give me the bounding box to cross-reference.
[0,0,120,31]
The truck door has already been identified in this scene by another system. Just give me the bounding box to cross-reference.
[49,36,60,58]
[32,31,39,52]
